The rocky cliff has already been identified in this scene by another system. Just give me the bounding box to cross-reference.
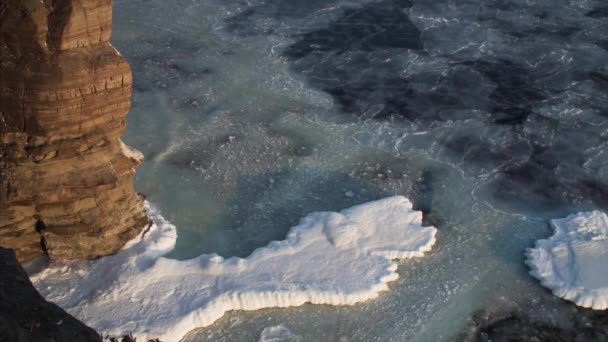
[0,0,148,262]
[0,248,102,341]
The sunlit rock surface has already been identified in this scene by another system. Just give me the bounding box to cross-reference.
[0,0,148,261]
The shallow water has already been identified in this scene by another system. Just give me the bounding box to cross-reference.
[112,0,608,340]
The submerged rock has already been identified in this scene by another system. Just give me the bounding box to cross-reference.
[0,0,148,261]
[467,309,608,342]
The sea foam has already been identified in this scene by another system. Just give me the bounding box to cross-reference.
[526,211,608,310]
[30,196,437,341]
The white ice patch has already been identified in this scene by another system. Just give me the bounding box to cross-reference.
[526,211,608,310]
[258,325,299,342]
[29,196,436,341]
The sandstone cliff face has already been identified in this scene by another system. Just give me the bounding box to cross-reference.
[0,0,148,262]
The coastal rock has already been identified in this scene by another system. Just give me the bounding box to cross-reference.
[0,248,102,341]
[0,0,148,261]
[466,309,608,342]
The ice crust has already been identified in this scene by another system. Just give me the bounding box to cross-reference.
[30,196,437,341]
[526,211,608,310]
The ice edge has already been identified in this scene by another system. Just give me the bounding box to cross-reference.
[31,196,438,341]
[525,211,608,311]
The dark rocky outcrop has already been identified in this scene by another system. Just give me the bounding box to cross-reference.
[466,309,608,342]
[0,248,101,341]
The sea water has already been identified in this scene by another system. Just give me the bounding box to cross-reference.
[109,0,608,340]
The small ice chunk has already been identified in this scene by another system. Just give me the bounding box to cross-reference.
[30,196,437,341]
[526,211,608,310]
[258,325,299,342]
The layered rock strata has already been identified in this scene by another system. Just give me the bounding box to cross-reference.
[0,0,148,262]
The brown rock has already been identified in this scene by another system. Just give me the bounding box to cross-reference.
[0,0,149,262]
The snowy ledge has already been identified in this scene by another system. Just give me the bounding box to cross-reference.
[29,196,437,341]
[526,211,608,310]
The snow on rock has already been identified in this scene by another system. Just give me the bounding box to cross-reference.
[29,196,437,341]
[526,211,608,310]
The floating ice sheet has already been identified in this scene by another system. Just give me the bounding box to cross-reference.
[526,211,608,310]
[30,196,437,341]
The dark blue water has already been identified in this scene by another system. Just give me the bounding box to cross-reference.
[233,0,608,215]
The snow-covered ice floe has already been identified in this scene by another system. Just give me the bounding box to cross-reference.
[29,196,437,341]
[526,211,608,310]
